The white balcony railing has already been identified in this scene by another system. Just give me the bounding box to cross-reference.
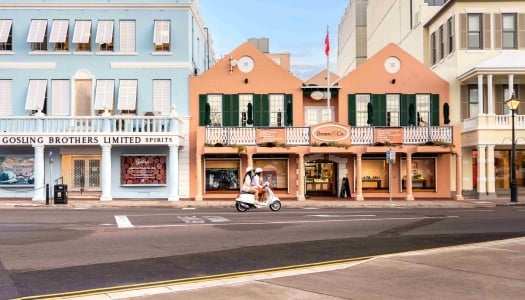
[463,114,525,132]
[0,115,182,134]
[205,126,453,146]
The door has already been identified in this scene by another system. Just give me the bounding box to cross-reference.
[72,157,101,192]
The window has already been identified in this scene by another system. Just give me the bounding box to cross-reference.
[153,20,170,52]
[401,158,436,191]
[72,20,91,51]
[51,80,70,116]
[431,32,436,64]
[96,20,114,52]
[153,80,171,115]
[467,85,479,117]
[386,94,400,127]
[25,79,47,114]
[502,14,517,49]
[49,20,69,51]
[356,94,370,126]
[361,158,389,192]
[207,94,222,127]
[239,94,253,127]
[269,94,284,127]
[117,80,137,114]
[119,20,135,53]
[438,25,444,60]
[254,159,288,189]
[416,94,430,125]
[0,80,12,115]
[0,20,12,51]
[467,14,482,49]
[27,19,47,51]
[447,17,454,54]
[205,159,240,192]
[305,107,332,126]
[94,80,114,112]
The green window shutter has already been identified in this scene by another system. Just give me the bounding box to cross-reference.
[400,94,408,126]
[431,94,440,126]
[285,94,293,126]
[253,94,262,126]
[372,94,386,126]
[231,94,239,126]
[400,94,416,126]
[199,94,207,126]
[222,94,232,126]
[348,94,356,126]
[261,94,269,126]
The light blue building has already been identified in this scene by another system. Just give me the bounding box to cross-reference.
[0,0,213,201]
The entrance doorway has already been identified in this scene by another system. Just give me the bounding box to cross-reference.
[305,161,337,196]
[72,157,101,192]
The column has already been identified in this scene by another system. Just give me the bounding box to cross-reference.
[487,75,493,115]
[477,74,484,115]
[100,144,112,201]
[297,153,306,201]
[509,74,514,96]
[168,144,180,201]
[195,152,203,201]
[477,145,487,198]
[486,145,496,198]
[32,144,45,201]
[455,152,464,200]
[356,153,364,201]
[406,153,414,201]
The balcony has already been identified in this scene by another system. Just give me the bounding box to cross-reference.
[204,126,454,147]
[462,114,525,146]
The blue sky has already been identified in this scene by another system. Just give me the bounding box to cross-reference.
[199,0,349,80]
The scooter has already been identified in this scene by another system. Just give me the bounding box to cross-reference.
[235,183,281,212]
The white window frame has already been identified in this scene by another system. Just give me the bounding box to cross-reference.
[239,94,253,127]
[269,94,285,127]
[356,94,370,127]
[51,80,70,116]
[117,80,137,112]
[386,94,400,127]
[119,20,135,53]
[94,80,115,111]
[416,94,431,126]
[25,79,47,112]
[153,20,170,52]
[96,20,114,52]
[72,20,91,51]
[49,20,69,51]
[153,79,171,115]
[207,94,222,127]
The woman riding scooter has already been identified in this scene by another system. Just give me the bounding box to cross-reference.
[241,167,258,200]
[252,168,266,203]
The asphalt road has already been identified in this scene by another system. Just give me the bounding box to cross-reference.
[1,206,524,299]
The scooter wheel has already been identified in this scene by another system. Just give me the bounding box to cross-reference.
[269,200,281,211]
[235,201,249,212]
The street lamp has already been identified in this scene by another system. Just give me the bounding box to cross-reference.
[506,93,520,203]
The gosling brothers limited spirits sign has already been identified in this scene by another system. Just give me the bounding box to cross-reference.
[121,155,167,185]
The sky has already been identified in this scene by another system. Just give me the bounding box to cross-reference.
[198,0,349,81]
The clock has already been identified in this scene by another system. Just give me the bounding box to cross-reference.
[238,56,255,73]
[384,56,401,74]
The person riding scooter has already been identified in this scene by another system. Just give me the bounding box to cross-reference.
[241,167,258,200]
[252,168,266,203]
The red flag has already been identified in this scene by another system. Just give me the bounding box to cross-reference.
[324,29,330,56]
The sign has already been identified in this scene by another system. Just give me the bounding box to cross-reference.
[121,155,167,185]
[256,128,286,144]
[311,122,350,144]
[0,155,34,185]
[386,150,396,164]
[1,135,175,146]
[375,128,403,144]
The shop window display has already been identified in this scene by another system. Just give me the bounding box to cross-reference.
[400,158,436,190]
[254,159,288,189]
[494,150,525,189]
[205,160,240,191]
[361,159,388,192]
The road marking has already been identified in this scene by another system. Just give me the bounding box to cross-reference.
[203,216,230,223]
[115,215,134,228]
[177,216,206,224]
[308,214,376,217]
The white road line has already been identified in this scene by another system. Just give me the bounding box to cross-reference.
[308,214,376,217]
[115,215,134,228]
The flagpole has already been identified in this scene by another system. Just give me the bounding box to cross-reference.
[326,26,331,121]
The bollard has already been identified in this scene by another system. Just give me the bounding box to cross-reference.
[45,183,49,205]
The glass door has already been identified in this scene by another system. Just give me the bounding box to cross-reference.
[72,157,101,192]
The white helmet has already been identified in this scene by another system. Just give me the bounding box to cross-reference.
[255,168,263,174]
[245,166,253,173]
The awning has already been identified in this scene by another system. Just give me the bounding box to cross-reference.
[117,80,137,111]
[72,20,91,43]
[95,20,113,44]
[25,80,47,111]
[153,20,170,44]
[94,80,114,110]
[0,20,12,43]
[49,20,69,43]
[27,20,47,43]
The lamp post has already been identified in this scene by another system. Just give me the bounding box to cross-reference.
[506,93,520,203]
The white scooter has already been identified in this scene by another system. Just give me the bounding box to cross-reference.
[235,183,281,212]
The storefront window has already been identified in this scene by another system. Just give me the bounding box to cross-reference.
[254,158,288,190]
[205,159,240,191]
[494,150,525,189]
[361,158,388,192]
[401,158,436,191]
[305,160,336,195]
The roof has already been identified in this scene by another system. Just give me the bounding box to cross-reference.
[457,52,525,81]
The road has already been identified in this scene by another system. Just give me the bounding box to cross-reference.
[0,206,524,299]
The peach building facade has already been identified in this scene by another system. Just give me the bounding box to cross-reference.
[189,42,463,201]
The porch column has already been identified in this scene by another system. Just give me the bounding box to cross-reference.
[297,153,306,201]
[487,75,494,115]
[100,144,112,201]
[486,145,496,199]
[168,144,180,201]
[455,152,464,200]
[247,153,253,167]
[32,144,45,201]
[356,153,364,201]
[477,74,484,115]
[509,74,515,96]
[477,145,487,198]
[405,153,414,201]
[195,152,203,201]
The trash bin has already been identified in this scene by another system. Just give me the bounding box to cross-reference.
[54,184,68,204]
